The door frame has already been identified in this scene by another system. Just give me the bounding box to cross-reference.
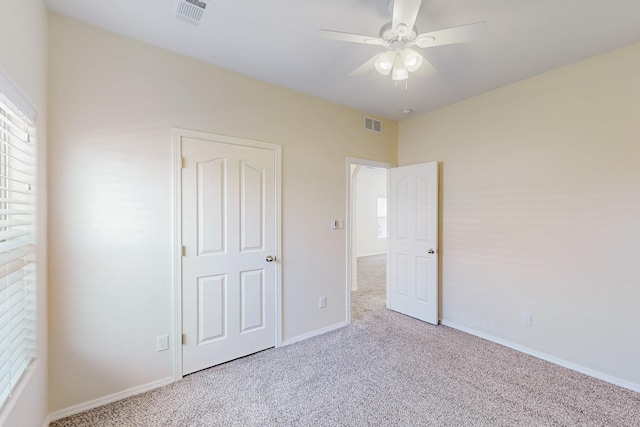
[172,128,282,380]
[345,157,395,324]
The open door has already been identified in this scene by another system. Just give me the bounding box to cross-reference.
[387,162,439,324]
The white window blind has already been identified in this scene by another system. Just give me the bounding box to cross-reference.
[0,89,37,408]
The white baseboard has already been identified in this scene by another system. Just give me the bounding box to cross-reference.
[357,253,386,258]
[281,321,348,347]
[48,376,175,423]
[441,319,640,394]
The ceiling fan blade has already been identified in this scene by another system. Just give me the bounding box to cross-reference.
[392,0,423,35]
[318,29,383,45]
[349,53,385,76]
[414,22,487,48]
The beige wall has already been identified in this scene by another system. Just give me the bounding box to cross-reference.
[399,43,640,388]
[47,13,397,413]
[0,1,48,426]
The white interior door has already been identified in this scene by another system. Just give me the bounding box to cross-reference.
[181,135,278,375]
[387,162,439,324]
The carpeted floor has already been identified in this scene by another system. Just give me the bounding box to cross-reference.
[351,254,386,322]
[51,256,640,426]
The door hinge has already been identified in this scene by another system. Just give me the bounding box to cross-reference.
[181,246,186,256]
[182,334,186,345]
[181,157,186,168]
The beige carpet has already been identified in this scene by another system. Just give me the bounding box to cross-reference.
[51,258,640,426]
[351,254,386,322]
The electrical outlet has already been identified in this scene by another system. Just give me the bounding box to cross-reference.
[522,312,532,326]
[319,297,326,308]
[156,334,169,351]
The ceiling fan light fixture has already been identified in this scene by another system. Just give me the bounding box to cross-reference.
[391,55,409,81]
[400,48,423,72]
[375,51,396,75]
[392,67,409,81]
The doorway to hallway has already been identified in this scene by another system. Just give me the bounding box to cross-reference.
[347,159,392,323]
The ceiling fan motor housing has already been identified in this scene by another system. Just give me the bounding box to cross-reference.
[379,22,418,47]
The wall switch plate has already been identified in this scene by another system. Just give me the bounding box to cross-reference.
[522,312,532,326]
[319,296,326,308]
[157,334,169,351]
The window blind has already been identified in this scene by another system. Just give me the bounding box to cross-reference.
[0,90,37,409]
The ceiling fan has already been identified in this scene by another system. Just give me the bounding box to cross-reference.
[319,0,487,82]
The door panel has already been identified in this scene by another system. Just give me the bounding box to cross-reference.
[395,253,409,296]
[197,274,226,343]
[240,161,264,252]
[415,256,429,302]
[182,136,276,375]
[395,175,409,240]
[197,158,225,255]
[240,269,265,333]
[416,175,429,241]
[387,162,439,324]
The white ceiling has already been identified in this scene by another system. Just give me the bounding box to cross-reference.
[44,0,640,121]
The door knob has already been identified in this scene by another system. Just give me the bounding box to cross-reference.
[266,255,276,262]
[427,249,435,254]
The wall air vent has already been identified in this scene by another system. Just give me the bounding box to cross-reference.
[176,0,208,26]
[363,115,382,134]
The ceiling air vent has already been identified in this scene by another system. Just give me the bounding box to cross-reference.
[363,115,382,134]
[176,0,208,26]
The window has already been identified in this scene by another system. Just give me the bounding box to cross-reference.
[0,80,37,409]
[377,196,387,239]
